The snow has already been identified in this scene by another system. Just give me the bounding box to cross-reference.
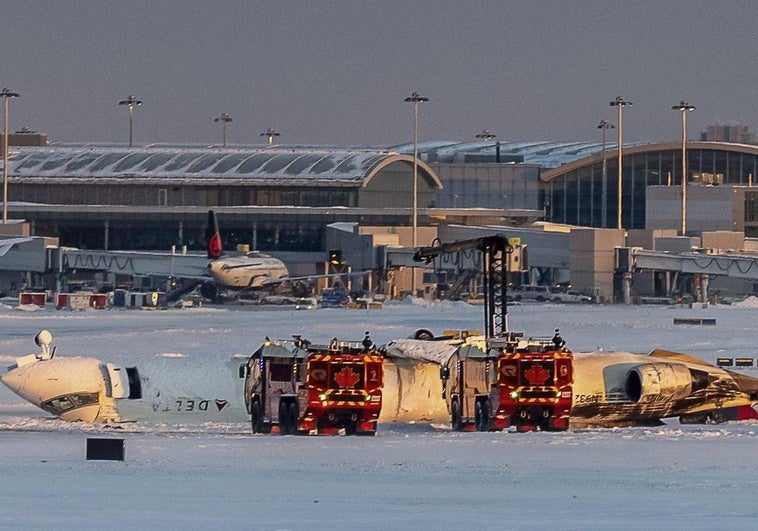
[2,300,758,529]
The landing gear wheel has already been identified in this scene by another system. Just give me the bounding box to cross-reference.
[414,329,434,340]
[250,401,262,434]
[451,400,462,431]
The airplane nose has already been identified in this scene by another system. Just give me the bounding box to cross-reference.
[1,367,40,406]
[1,357,107,422]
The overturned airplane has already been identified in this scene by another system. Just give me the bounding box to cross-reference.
[2,330,757,429]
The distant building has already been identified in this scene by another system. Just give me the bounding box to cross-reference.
[700,123,755,144]
[0,130,47,155]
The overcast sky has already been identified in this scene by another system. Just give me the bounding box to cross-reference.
[3,1,758,147]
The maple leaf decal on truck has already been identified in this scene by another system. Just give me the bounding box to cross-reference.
[334,366,360,388]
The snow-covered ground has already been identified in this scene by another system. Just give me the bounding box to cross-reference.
[2,299,758,529]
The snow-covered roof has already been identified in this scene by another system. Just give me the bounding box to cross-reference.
[392,140,644,168]
[6,144,430,187]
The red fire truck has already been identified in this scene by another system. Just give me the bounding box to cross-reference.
[491,334,573,431]
[413,236,573,432]
[442,332,573,432]
[244,335,383,435]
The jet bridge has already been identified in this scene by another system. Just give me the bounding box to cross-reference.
[627,248,758,303]
[54,248,209,281]
[633,249,758,281]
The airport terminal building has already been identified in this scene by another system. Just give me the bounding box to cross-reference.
[6,137,758,244]
[4,135,758,299]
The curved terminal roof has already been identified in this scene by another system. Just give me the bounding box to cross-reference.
[392,140,640,168]
[6,144,442,189]
[11,140,750,187]
[539,141,758,181]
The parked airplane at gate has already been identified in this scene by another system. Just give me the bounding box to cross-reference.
[205,210,290,291]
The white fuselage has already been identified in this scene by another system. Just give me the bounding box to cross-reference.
[2,341,755,427]
[207,252,289,289]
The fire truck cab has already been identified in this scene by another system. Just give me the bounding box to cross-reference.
[442,332,573,432]
[244,336,383,435]
[491,333,573,432]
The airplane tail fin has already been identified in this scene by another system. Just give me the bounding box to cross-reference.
[735,404,758,421]
[206,210,223,259]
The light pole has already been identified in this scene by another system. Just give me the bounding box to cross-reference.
[475,129,496,141]
[260,128,280,145]
[476,129,501,163]
[118,95,142,147]
[404,91,428,297]
[2,87,19,225]
[672,100,695,235]
[609,96,632,229]
[597,119,615,228]
[214,112,233,147]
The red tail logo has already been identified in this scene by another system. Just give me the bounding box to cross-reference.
[207,232,222,259]
[206,210,223,259]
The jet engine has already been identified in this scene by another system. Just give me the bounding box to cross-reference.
[625,363,693,403]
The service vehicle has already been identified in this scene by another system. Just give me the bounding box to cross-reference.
[415,235,573,432]
[491,333,573,431]
[244,334,383,435]
[440,331,573,431]
[512,285,551,302]
[319,288,350,308]
[550,290,593,303]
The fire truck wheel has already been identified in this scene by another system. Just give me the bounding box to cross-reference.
[475,399,489,431]
[250,401,262,434]
[279,401,290,435]
[288,402,298,434]
[451,400,462,431]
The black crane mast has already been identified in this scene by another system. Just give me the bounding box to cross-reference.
[413,236,512,339]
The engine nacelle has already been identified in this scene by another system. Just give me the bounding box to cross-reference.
[625,363,693,403]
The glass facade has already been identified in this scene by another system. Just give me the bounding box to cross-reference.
[546,148,758,229]
[29,210,414,253]
[432,164,542,209]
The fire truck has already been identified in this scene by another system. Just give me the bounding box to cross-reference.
[244,335,383,435]
[415,236,574,432]
[490,333,573,431]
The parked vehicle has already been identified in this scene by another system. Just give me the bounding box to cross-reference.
[320,288,350,308]
[512,285,551,302]
[551,290,593,303]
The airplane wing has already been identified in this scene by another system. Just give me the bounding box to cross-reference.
[270,270,372,284]
[0,237,33,257]
[647,348,714,367]
[650,348,758,400]
[724,369,758,400]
